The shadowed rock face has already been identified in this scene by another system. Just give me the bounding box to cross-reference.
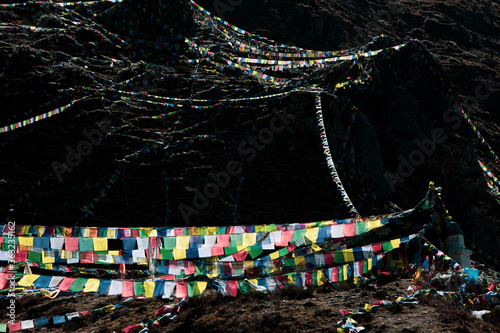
[0,0,499,261]
[195,0,500,262]
[97,0,195,38]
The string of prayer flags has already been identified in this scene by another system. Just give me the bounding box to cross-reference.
[315,94,358,216]
[460,108,500,164]
[0,97,90,134]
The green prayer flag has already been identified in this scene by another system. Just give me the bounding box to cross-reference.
[334,251,344,264]
[55,227,65,236]
[163,237,176,250]
[69,277,88,292]
[28,251,41,263]
[230,234,243,247]
[97,228,107,237]
[187,281,195,297]
[134,281,145,296]
[238,280,248,294]
[356,221,369,235]
[284,258,295,267]
[248,245,263,259]
[224,246,238,256]
[265,224,277,232]
[79,238,93,251]
[292,229,306,242]
[278,247,289,257]
[160,249,174,260]
[382,241,393,253]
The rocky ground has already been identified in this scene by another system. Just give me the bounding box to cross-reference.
[1,274,500,332]
[1,0,500,332]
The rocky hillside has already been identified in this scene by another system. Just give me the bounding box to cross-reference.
[1,0,500,332]
[1,0,499,259]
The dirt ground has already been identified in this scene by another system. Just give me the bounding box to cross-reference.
[1,274,499,332]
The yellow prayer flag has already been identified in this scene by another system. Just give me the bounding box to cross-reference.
[22,225,31,235]
[287,274,295,285]
[93,237,108,251]
[59,250,69,259]
[102,305,115,312]
[84,278,100,293]
[317,270,327,286]
[106,228,117,238]
[206,227,217,235]
[343,264,348,281]
[36,226,45,237]
[269,251,280,260]
[195,281,207,295]
[311,243,321,252]
[391,238,401,249]
[243,261,254,269]
[367,219,381,230]
[141,228,156,237]
[305,228,319,242]
[295,256,306,270]
[255,225,266,233]
[173,249,186,260]
[364,303,372,312]
[42,251,55,264]
[242,233,256,247]
[144,281,155,298]
[343,249,355,263]
[18,236,33,247]
[206,263,219,279]
[176,236,190,249]
[248,278,258,287]
[109,251,119,263]
[18,274,40,287]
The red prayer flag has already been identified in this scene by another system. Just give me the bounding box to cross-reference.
[8,321,22,332]
[0,273,13,289]
[226,280,238,297]
[58,277,77,291]
[176,281,188,298]
[65,237,79,251]
[14,251,28,263]
[211,247,224,257]
[372,243,383,255]
[216,234,230,247]
[233,250,247,261]
[340,309,352,316]
[324,253,334,266]
[343,223,356,237]
[331,267,339,282]
[122,280,134,297]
